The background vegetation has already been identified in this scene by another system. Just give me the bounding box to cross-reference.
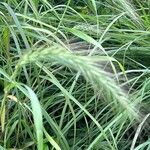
[0,0,150,149]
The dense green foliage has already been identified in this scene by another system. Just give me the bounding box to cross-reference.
[0,0,150,149]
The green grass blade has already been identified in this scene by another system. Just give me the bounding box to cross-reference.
[44,129,61,150]
[24,85,43,150]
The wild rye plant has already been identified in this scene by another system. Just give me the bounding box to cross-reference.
[0,0,150,150]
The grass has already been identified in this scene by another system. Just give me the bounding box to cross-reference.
[0,0,150,149]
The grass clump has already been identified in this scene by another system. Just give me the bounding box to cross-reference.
[0,0,150,150]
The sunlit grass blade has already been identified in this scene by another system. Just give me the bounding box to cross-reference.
[24,86,43,150]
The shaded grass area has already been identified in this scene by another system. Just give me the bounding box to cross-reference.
[0,0,150,149]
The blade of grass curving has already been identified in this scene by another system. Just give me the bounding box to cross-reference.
[52,5,87,23]
[0,5,31,85]
[24,85,43,150]
[0,145,5,150]
[90,0,97,13]
[134,141,150,150]
[1,2,30,49]
[37,63,114,147]
[16,13,67,40]
[87,114,123,150]
[62,94,97,134]
[66,27,106,54]
[26,0,39,19]
[99,12,125,42]
[56,0,71,31]
[22,25,70,51]
[42,108,70,150]
[44,128,61,150]
[5,120,18,142]
[130,114,150,150]
[0,68,15,132]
